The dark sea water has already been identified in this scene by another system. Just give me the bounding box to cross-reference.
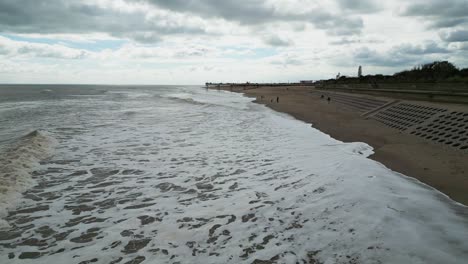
[0,85,467,264]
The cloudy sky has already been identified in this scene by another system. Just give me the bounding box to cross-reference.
[0,0,467,84]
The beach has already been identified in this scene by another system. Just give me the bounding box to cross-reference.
[214,85,468,205]
[1,85,468,263]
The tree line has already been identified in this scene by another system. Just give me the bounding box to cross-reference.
[322,61,468,84]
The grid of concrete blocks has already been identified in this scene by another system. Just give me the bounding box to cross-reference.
[311,91,468,151]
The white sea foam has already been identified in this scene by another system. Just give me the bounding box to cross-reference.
[0,87,467,264]
[164,88,254,110]
[0,130,56,229]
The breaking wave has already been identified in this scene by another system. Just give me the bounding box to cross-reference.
[0,130,56,229]
[163,90,254,110]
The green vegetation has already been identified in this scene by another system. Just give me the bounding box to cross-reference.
[322,61,468,85]
[394,61,464,81]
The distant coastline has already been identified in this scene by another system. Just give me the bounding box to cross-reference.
[206,61,468,104]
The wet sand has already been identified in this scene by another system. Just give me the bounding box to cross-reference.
[214,85,468,205]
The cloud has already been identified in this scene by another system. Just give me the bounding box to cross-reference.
[458,42,468,51]
[396,42,450,55]
[263,35,292,47]
[93,41,222,61]
[0,0,367,45]
[352,41,452,67]
[0,0,210,43]
[0,44,9,55]
[330,38,361,45]
[120,32,162,44]
[440,29,468,42]
[270,57,303,67]
[136,0,280,25]
[136,0,365,36]
[402,0,468,18]
[0,36,89,59]
[336,0,382,13]
[329,36,383,46]
[401,0,468,29]
[269,53,305,67]
[354,48,416,67]
[1,0,467,84]
[311,13,363,36]
[430,18,468,29]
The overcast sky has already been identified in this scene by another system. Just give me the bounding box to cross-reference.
[0,0,467,84]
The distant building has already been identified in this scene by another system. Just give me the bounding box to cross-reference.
[300,80,314,84]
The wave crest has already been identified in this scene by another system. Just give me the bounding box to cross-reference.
[0,130,56,229]
[163,89,254,110]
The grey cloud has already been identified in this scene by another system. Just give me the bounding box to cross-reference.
[137,0,279,25]
[402,0,468,17]
[0,0,366,44]
[264,35,292,47]
[353,42,452,68]
[459,43,468,50]
[17,46,87,59]
[0,45,9,55]
[336,0,382,13]
[292,23,307,32]
[119,32,162,44]
[0,38,89,59]
[330,38,361,45]
[402,0,468,29]
[309,12,363,36]
[0,0,208,43]
[354,47,417,67]
[271,56,304,67]
[396,42,450,55]
[329,37,383,46]
[430,18,468,29]
[174,48,211,58]
[440,30,468,42]
[137,0,364,36]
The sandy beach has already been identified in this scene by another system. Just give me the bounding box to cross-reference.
[213,85,468,205]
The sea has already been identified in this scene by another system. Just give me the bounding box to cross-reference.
[0,85,467,264]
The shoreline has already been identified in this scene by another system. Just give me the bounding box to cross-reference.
[210,85,468,205]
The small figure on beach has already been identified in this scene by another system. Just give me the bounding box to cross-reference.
[327,97,331,104]
[321,95,324,99]
[276,97,279,103]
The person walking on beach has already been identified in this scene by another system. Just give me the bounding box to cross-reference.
[327,97,331,104]
[276,97,279,103]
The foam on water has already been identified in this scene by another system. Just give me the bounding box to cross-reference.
[0,130,56,229]
[164,88,254,110]
[0,87,467,264]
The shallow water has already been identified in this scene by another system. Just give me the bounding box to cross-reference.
[0,85,467,264]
